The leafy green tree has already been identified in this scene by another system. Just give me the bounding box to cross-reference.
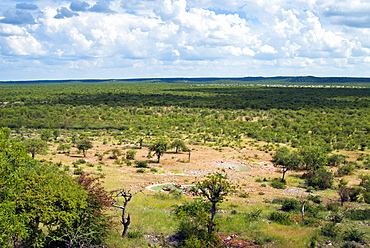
[77,140,93,157]
[57,143,71,154]
[40,129,53,141]
[23,138,48,158]
[170,139,188,153]
[62,173,113,246]
[304,167,334,190]
[149,139,168,163]
[0,128,88,247]
[272,147,301,182]
[299,146,329,171]
[126,149,136,160]
[192,169,238,234]
[327,154,346,167]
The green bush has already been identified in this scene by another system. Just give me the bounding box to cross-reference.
[344,209,370,220]
[245,209,262,222]
[343,228,367,243]
[326,202,340,212]
[307,194,321,204]
[270,180,286,189]
[73,167,83,175]
[136,168,145,173]
[75,158,86,164]
[126,149,137,160]
[337,164,356,177]
[320,223,341,238]
[135,160,149,168]
[238,193,249,198]
[268,211,294,225]
[127,230,143,239]
[281,198,301,212]
[304,168,334,190]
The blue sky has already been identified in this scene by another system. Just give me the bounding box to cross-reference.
[1,0,370,80]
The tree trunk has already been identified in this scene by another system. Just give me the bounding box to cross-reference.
[122,214,131,237]
[208,203,217,234]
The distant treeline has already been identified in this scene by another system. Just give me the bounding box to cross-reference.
[2,76,370,86]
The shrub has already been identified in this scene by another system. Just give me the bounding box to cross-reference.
[344,209,370,220]
[136,169,145,173]
[304,168,334,190]
[281,198,301,212]
[268,211,294,225]
[135,160,149,168]
[76,158,86,164]
[301,217,320,227]
[73,167,83,175]
[307,195,321,204]
[270,180,286,189]
[245,209,262,222]
[320,223,341,238]
[337,164,356,177]
[326,202,340,212]
[238,193,249,198]
[127,230,143,239]
[126,149,137,160]
[343,228,367,243]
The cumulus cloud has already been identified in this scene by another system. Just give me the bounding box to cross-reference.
[88,0,116,13]
[70,0,90,12]
[2,0,370,80]
[54,7,79,19]
[16,3,38,10]
[0,9,36,25]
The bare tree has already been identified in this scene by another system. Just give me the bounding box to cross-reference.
[111,189,143,238]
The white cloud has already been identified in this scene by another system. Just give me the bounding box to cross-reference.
[1,0,370,80]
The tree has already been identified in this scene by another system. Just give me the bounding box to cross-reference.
[77,140,93,157]
[0,128,88,247]
[62,173,113,246]
[126,149,136,160]
[23,138,48,158]
[327,154,346,167]
[304,167,334,190]
[40,129,53,141]
[170,139,188,153]
[111,189,142,237]
[272,147,301,182]
[57,143,71,154]
[149,139,168,163]
[299,146,329,171]
[192,169,238,234]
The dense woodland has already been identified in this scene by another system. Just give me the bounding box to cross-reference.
[0,78,369,247]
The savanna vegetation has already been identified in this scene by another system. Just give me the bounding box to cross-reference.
[0,77,369,247]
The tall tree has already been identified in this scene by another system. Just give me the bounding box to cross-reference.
[23,138,48,158]
[170,139,188,153]
[77,140,93,157]
[149,139,168,163]
[272,147,301,182]
[192,169,238,234]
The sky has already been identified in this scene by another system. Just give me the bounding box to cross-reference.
[1,0,370,81]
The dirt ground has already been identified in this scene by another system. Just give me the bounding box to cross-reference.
[47,139,315,204]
